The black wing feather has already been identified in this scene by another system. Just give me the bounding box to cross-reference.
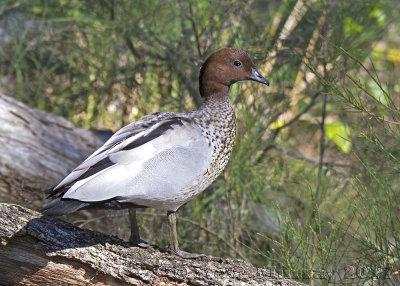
[122,117,188,151]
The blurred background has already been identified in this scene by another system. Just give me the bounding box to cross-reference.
[1,0,399,284]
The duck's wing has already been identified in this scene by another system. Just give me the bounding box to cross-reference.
[45,111,190,198]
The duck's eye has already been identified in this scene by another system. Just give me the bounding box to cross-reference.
[234,60,242,67]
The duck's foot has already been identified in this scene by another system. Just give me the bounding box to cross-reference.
[130,236,152,248]
[129,208,152,248]
[170,247,206,259]
[167,210,206,259]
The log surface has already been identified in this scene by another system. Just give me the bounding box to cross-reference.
[0,203,304,285]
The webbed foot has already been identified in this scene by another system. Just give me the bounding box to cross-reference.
[129,235,152,248]
[170,247,206,259]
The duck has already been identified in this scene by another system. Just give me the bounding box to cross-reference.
[42,48,269,258]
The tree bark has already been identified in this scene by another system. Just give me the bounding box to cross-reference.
[0,94,107,208]
[0,94,304,285]
[0,203,304,285]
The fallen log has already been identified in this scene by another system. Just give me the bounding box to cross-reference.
[0,203,304,285]
[0,94,106,208]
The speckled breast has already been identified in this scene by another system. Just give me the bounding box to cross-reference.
[195,109,237,194]
[176,110,236,208]
[174,96,237,209]
[206,112,236,178]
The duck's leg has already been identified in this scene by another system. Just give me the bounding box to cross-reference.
[167,211,205,258]
[129,208,151,248]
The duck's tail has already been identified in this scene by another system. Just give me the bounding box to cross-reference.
[41,198,89,216]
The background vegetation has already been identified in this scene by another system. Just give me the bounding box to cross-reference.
[1,0,399,284]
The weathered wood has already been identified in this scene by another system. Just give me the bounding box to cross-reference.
[0,203,304,286]
[0,94,106,208]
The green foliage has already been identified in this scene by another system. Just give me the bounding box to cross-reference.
[1,0,400,284]
[325,122,352,154]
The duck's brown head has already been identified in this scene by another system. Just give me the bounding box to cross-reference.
[199,48,269,98]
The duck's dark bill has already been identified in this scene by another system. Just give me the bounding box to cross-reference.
[249,68,269,86]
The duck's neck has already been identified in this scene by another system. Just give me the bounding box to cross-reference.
[194,92,236,143]
[198,92,234,116]
[200,81,230,98]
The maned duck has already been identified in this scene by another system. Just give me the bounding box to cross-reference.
[42,48,269,258]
